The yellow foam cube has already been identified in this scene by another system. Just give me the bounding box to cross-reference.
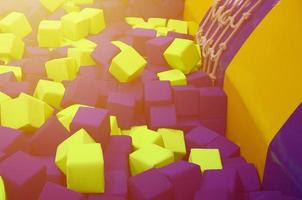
[67,143,104,193]
[0,92,12,104]
[133,22,156,30]
[57,104,92,130]
[167,19,188,34]
[40,0,67,12]
[157,69,187,86]
[34,80,65,110]
[110,115,121,135]
[70,0,94,5]
[67,47,95,66]
[0,33,24,60]
[45,57,79,82]
[110,42,147,83]
[80,8,106,34]
[189,149,223,172]
[129,126,163,150]
[129,144,174,176]
[164,38,201,74]
[0,93,53,131]
[148,18,167,27]
[67,38,97,49]
[63,1,81,13]
[38,20,62,48]
[125,17,145,26]
[0,65,22,81]
[0,176,6,200]
[158,128,186,160]
[55,129,95,174]
[61,12,90,41]
[0,12,32,39]
[155,26,174,37]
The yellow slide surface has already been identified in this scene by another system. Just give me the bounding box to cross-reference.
[224,0,302,178]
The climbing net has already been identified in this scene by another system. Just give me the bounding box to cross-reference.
[196,0,263,82]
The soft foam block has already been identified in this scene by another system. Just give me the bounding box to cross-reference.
[0,176,5,200]
[45,57,79,82]
[55,129,95,174]
[158,161,201,200]
[80,8,106,34]
[158,128,186,160]
[33,79,65,109]
[61,12,90,41]
[56,104,91,130]
[70,107,110,144]
[129,144,174,176]
[39,182,84,200]
[66,143,104,193]
[38,20,62,48]
[0,12,32,39]
[164,38,200,74]
[40,0,67,12]
[157,69,187,86]
[28,116,69,156]
[109,42,147,83]
[129,126,163,150]
[0,151,46,200]
[189,148,222,172]
[129,169,174,200]
[0,93,53,131]
[0,33,25,60]
[0,65,22,81]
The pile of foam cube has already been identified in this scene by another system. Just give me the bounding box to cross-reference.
[0,0,296,200]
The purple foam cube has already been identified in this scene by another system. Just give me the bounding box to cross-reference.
[200,168,244,200]
[144,80,172,107]
[79,66,103,79]
[92,40,120,67]
[263,103,302,198]
[146,36,174,66]
[0,126,26,155]
[104,152,129,175]
[225,163,260,192]
[38,156,65,185]
[118,36,134,46]
[0,151,46,200]
[88,194,126,200]
[105,170,128,196]
[173,86,200,118]
[128,28,156,55]
[194,188,232,200]
[248,191,283,200]
[158,161,201,200]
[201,118,226,136]
[129,168,174,200]
[199,87,227,120]
[39,182,84,200]
[70,107,110,145]
[118,80,144,112]
[187,71,212,88]
[223,156,247,166]
[28,116,69,156]
[207,136,240,159]
[177,118,202,133]
[185,126,220,150]
[105,136,132,154]
[106,92,136,128]
[148,104,178,129]
[61,77,100,107]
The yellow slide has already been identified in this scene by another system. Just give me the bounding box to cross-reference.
[184,0,302,178]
